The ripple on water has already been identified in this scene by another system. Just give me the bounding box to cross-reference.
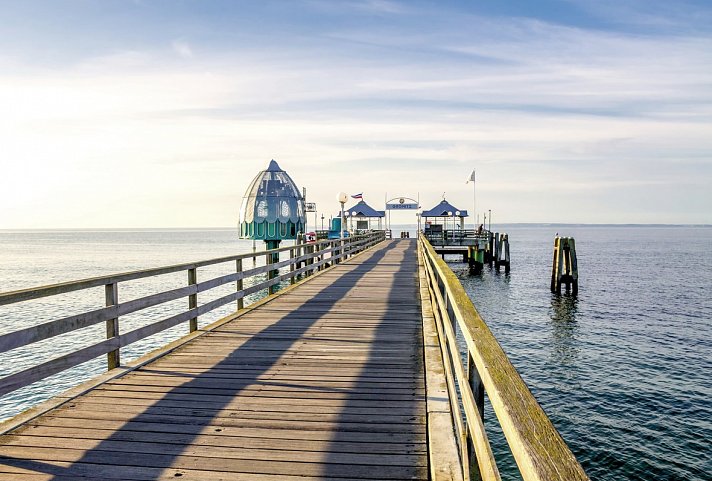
[452,225,712,481]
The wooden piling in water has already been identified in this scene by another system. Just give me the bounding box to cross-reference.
[551,236,578,295]
[485,231,494,265]
[494,233,510,273]
[467,245,484,274]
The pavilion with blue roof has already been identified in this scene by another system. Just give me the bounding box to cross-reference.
[421,199,468,235]
[343,199,385,233]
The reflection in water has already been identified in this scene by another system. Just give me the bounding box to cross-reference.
[549,294,579,365]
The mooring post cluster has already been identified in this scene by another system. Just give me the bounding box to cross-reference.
[489,232,510,273]
[551,236,578,295]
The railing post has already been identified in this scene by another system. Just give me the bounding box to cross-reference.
[467,351,485,474]
[315,242,321,272]
[294,239,302,282]
[289,248,296,284]
[267,251,276,295]
[301,242,307,275]
[307,243,314,276]
[236,259,244,310]
[105,282,120,370]
[188,268,198,332]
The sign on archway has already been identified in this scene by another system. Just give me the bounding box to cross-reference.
[384,195,421,235]
[385,196,419,210]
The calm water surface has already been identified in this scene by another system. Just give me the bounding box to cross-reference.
[0,229,281,422]
[449,225,711,481]
[0,226,710,481]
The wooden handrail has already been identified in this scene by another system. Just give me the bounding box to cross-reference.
[0,235,371,306]
[418,233,589,481]
[0,232,385,398]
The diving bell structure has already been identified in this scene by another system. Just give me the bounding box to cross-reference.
[239,160,306,247]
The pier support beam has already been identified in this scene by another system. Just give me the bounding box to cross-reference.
[265,240,281,295]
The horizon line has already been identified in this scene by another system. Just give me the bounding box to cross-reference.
[1,223,710,231]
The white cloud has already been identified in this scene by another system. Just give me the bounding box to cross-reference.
[0,6,710,227]
[172,40,194,59]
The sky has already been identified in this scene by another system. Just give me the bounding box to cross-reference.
[1,0,711,228]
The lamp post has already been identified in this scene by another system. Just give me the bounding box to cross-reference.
[455,210,461,241]
[321,214,324,231]
[338,192,347,262]
[447,211,453,242]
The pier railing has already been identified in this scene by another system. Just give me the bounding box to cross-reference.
[0,231,385,398]
[418,234,588,481]
[424,229,490,247]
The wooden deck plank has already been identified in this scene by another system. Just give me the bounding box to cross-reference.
[10,425,427,453]
[48,401,426,426]
[71,395,424,416]
[0,240,427,480]
[0,446,427,479]
[83,390,426,409]
[24,417,427,444]
[1,439,428,467]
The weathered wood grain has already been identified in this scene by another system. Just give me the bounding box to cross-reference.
[420,235,589,481]
[418,242,463,481]
[0,239,427,480]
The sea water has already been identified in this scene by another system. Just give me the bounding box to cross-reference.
[449,225,712,481]
[0,226,710,480]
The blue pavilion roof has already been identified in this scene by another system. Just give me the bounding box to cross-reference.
[343,200,385,218]
[421,199,468,217]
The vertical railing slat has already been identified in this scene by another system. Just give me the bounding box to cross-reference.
[105,283,120,370]
[188,268,197,332]
[236,259,244,310]
[267,250,276,295]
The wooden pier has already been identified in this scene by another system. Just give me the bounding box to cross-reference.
[0,235,589,481]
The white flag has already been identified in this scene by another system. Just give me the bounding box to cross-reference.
[466,169,476,184]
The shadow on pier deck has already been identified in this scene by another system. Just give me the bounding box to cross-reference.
[1,234,590,481]
[0,240,427,480]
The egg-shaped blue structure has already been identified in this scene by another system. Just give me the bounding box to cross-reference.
[239,160,305,241]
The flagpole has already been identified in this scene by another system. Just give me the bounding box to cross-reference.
[472,169,476,230]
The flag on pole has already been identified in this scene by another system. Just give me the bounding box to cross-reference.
[466,169,476,184]
[351,193,363,199]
